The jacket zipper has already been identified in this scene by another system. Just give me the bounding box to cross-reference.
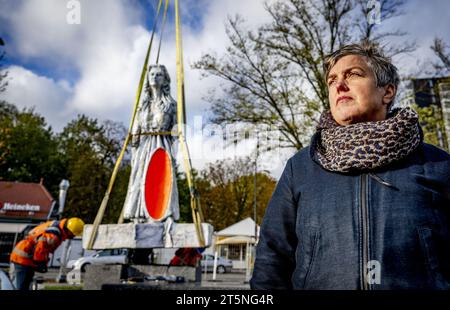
[360,174,370,290]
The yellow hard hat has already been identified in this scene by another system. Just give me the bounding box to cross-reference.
[66,217,85,236]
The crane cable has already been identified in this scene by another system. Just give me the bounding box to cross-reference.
[87,0,165,249]
[156,0,170,65]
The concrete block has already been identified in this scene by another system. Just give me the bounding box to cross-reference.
[66,269,82,285]
[170,223,214,248]
[82,222,213,250]
[128,265,200,283]
[83,264,125,290]
[82,223,164,249]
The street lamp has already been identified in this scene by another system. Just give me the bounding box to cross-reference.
[246,132,260,283]
[58,179,70,218]
[56,179,70,283]
[253,133,259,242]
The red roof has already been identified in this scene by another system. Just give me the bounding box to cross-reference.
[0,181,54,220]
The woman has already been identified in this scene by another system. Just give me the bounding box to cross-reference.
[251,42,450,290]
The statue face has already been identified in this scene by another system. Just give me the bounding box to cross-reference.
[149,67,166,88]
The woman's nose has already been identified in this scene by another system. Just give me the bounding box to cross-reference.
[335,80,349,93]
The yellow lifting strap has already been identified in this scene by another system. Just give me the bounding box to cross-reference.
[175,0,206,247]
[156,0,170,65]
[87,0,164,249]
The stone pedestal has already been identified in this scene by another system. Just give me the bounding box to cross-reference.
[83,265,125,290]
[66,268,83,285]
[128,265,201,283]
[82,264,201,290]
[82,222,213,249]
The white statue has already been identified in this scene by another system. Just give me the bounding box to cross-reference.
[123,65,179,224]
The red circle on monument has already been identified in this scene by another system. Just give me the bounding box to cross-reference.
[144,148,172,220]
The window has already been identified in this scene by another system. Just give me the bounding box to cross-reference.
[228,244,242,260]
[97,250,113,257]
[220,246,228,258]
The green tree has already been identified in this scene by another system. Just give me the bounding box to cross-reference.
[0,99,131,223]
[194,0,413,151]
[0,101,64,195]
[413,103,448,152]
[0,101,14,167]
[105,163,131,224]
[58,115,128,223]
[252,172,277,226]
[175,166,196,223]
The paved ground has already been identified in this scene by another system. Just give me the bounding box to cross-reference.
[201,270,251,289]
[32,267,251,290]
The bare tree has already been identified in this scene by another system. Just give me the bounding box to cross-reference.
[198,156,276,230]
[354,0,415,56]
[431,37,450,75]
[194,0,414,151]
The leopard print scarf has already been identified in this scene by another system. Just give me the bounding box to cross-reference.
[312,107,422,173]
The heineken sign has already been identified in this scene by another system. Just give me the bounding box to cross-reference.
[0,202,41,212]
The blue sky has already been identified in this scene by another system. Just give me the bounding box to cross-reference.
[1,0,449,177]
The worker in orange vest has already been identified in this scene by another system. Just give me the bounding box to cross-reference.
[10,217,85,290]
[169,248,203,267]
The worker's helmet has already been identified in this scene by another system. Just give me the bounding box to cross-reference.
[65,217,85,237]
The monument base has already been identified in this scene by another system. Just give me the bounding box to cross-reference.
[82,222,213,249]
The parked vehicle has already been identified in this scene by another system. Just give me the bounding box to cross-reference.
[67,249,128,272]
[201,254,233,273]
[0,269,15,290]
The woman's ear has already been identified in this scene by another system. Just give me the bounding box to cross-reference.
[382,84,396,106]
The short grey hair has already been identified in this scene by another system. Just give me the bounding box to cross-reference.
[324,41,400,108]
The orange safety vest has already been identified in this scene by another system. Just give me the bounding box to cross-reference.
[10,219,69,268]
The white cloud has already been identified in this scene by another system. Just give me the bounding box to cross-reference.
[1,0,271,122]
[67,25,148,118]
[1,0,79,62]
[1,0,148,122]
[1,66,73,131]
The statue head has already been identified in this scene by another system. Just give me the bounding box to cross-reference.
[147,65,171,97]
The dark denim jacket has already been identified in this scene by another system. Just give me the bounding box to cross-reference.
[251,142,450,289]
